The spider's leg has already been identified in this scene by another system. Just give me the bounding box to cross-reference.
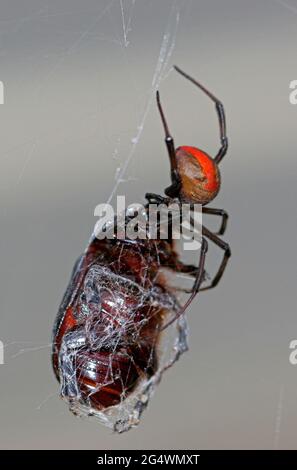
[200,224,231,291]
[174,65,228,164]
[202,207,229,235]
[161,238,208,330]
[153,203,204,275]
[156,91,181,198]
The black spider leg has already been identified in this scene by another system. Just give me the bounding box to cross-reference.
[199,224,231,291]
[161,237,208,330]
[144,201,230,292]
[156,90,181,198]
[175,213,231,294]
[145,194,182,243]
[174,65,228,164]
[202,207,229,235]
[145,199,201,276]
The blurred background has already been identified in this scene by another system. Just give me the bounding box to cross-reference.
[0,0,297,449]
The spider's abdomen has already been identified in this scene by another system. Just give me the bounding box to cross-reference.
[176,145,220,205]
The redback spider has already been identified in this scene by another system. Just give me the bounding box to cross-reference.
[145,65,231,325]
[52,66,231,432]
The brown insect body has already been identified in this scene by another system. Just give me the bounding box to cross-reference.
[52,235,181,412]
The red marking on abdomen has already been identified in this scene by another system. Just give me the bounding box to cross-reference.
[180,145,219,192]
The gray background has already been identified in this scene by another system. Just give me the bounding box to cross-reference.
[0,0,297,449]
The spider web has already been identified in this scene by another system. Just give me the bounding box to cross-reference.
[104,0,182,206]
